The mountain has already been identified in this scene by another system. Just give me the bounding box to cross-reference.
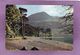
[28,12,61,29]
[28,12,59,22]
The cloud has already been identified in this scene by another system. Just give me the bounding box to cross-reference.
[40,5,72,17]
[16,5,73,17]
[40,5,63,16]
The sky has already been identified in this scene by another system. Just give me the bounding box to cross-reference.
[16,5,73,17]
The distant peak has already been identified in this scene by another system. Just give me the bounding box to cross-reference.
[34,11,47,15]
[28,11,50,17]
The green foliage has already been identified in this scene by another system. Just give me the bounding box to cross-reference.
[6,5,21,38]
[6,5,21,22]
[60,6,73,34]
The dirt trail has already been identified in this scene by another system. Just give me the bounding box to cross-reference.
[6,37,72,50]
